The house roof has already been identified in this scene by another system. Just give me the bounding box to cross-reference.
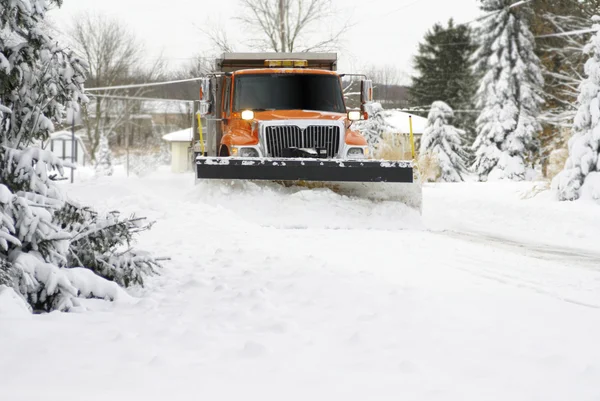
[384,110,428,134]
[49,130,85,141]
[162,127,192,142]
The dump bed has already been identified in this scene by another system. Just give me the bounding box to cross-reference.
[216,52,338,72]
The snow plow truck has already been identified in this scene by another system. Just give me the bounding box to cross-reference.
[192,52,422,211]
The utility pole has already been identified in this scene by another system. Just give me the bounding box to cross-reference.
[125,90,130,177]
[279,0,286,52]
[192,101,199,169]
[70,109,75,183]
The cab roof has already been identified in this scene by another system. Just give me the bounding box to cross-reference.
[233,68,339,76]
[217,52,337,72]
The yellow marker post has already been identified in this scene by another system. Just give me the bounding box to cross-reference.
[408,115,416,160]
[197,112,205,156]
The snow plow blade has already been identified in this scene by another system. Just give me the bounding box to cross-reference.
[195,157,422,211]
[196,157,415,182]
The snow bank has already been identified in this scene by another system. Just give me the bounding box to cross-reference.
[63,268,135,305]
[0,285,31,317]
[384,110,427,133]
[424,181,600,252]
[580,171,600,203]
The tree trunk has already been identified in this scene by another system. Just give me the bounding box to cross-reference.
[279,0,286,52]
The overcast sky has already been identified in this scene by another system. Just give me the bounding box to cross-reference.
[48,0,481,84]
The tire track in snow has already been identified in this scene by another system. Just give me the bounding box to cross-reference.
[434,230,600,309]
[434,229,600,270]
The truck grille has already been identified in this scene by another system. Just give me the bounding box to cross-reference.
[265,125,341,158]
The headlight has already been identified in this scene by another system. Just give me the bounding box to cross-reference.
[347,110,361,121]
[239,147,259,157]
[346,147,365,159]
[241,110,255,120]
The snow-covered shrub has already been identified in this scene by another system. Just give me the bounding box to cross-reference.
[471,0,544,181]
[374,132,410,161]
[95,134,114,176]
[553,20,600,202]
[0,1,162,312]
[417,151,441,183]
[547,148,569,181]
[55,202,160,287]
[420,101,467,182]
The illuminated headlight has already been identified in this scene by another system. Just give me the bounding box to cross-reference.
[241,110,255,120]
[347,110,361,121]
[346,147,366,159]
[238,147,259,157]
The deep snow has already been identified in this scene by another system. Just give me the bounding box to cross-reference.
[1,166,600,401]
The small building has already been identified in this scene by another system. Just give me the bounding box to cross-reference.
[162,128,192,173]
[44,130,89,166]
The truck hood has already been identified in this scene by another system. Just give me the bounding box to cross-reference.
[252,110,347,122]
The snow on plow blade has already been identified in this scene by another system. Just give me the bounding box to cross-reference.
[195,157,422,211]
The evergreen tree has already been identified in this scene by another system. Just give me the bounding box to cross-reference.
[0,1,161,312]
[409,19,477,144]
[472,0,544,181]
[530,1,593,176]
[420,101,468,182]
[553,19,600,201]
[95,134,114,176]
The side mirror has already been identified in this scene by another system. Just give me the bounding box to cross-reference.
[360,79,373,105]
[199,77,213,116]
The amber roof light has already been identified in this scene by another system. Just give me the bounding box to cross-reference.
[264,59,308,68]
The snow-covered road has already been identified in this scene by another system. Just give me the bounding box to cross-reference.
[2,168,600,401]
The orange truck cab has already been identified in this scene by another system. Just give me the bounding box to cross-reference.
[194,53,372,160]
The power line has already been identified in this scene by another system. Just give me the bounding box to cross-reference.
[88,94,194,103]
[85,76,204,92]
[536,27,598,39]
[457,0,534,28]
[422,22,597,49]
[388,0,432,16]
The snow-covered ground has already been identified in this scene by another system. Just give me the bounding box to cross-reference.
[2,165,600,401]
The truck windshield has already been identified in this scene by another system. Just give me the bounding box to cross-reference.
[233,73,346,113]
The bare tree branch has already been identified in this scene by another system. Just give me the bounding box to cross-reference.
[198,22,236,53]
[68,12,163,159]
[230,0,351,53]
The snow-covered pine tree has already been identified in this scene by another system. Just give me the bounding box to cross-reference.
[471,0,544,181]
[410,19,477,146]
[54,201,160,287]
[0,1,161,312]
[420,101,468,182]
[553,18,600,202]
[95,134,114,176]
[0,184,17,289]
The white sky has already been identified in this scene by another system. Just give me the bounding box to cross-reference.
[48,0,481,85]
